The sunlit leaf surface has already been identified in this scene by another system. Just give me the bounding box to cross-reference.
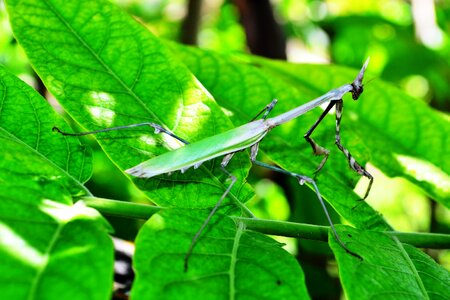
[0,67,113,300]
[132,209,310,300]
[331,226,450,300]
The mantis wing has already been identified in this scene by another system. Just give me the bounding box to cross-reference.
[126,119,270,178]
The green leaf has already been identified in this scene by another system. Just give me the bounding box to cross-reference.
[330,226,450,299]
[5,0,254,208]
[0,190,114,300]
[170,45,389,230]
[0,65,92,195]
[0,70,113,299]
[132,209,309,300]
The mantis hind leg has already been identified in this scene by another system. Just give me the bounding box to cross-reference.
[303,101,336,175]
[334,100,373,199]
[250,143,360,259]
[53,122,189,145]
[184,153,238,272]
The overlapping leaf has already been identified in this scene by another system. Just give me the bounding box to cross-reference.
[330,227,450,299]
[5,0,254,209]
[132,209,309,300]
[0,67,113,300]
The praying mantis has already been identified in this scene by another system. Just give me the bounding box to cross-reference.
[54,58,372,270]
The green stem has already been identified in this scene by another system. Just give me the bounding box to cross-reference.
[82,197,161,219]
[235,217,450,249]
[235,217,329,241]
[81,197,450,249]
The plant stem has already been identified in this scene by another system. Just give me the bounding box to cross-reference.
[81,197,161,219]
[235,217,450,249]
[81,197,450,249]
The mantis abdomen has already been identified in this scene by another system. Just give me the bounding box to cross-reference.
[126,119,270,178]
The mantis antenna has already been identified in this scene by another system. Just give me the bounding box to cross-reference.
[54,59,371,270]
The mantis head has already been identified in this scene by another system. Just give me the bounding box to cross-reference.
[351,57,370,100]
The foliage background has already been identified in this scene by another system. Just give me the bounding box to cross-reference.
[0,0,448,298]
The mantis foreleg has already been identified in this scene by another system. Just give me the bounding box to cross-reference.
[334,100,373,199]
[303,101,336,174]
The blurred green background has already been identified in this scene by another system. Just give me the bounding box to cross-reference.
[1,0,449,298]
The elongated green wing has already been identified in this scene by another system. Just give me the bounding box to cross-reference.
[126,119,269,177]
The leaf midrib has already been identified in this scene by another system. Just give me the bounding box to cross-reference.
[393,238,429,299]
[228,221,245,300]
[27,218,64,300]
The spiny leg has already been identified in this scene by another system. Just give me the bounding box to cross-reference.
[303,101,337,174]
[184,153,237,272]
[250,143,360,258]
[334,100,373,199]
[53,122,189,145]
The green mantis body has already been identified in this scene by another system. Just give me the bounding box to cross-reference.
[126,119,270,177]
[54,59,372,269]
[127,60,371,187]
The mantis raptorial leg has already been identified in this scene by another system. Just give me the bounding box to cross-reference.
[303,101,336,174]
[302,98,373,198]
[334,100,373,199]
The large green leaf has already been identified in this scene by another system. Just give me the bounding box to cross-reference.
[0,69,113,299]
[330,227,450,299]
[170,45,389,230]
[5,0,254,209]
[132,209,309,300]
[173,46,449,208]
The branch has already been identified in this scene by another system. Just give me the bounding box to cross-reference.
[82,197,161,219]
[233,0,287,59]
[179,0,203,45]
[81,197,450,249]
